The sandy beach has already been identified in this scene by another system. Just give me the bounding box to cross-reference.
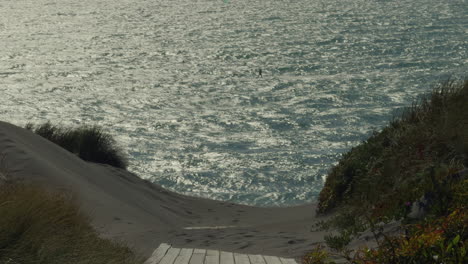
[0,121,328,259]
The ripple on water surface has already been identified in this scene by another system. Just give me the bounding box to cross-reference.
[0,0,467,206]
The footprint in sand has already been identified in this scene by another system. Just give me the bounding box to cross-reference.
[239,243,252,249]
[287,239,306,244]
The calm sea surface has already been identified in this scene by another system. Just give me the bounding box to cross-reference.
[1,0,467,206]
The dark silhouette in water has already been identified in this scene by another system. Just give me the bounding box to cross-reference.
[258,68,262,77]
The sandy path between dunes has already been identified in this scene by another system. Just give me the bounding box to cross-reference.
[0,121,328,259]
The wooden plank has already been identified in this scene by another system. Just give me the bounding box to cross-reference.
[174,248,194,264]
[179,248,194,256]
[205,250,220,264]
[279,258,298,264]
[220,251,234,264]
[146,245,296,264]
[248,255,266,264]
[160,247,181,264]
[144,243,171,264]
[234,253,250,264]
[263,256,282,264]
[190,253,206,264]
[194,249,206,254]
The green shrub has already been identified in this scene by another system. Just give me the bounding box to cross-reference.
[0,183,143,264]
[302,245,335,264]
[307,79,468,264]
[26,123,128,169]
[318,79,468,215]
[352,208,468,264]
[305,207,468,264]
[324,232,352,252]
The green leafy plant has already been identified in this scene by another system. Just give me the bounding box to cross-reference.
[302,245,335,264]
[352,208,467,264]
[324,232,352,252]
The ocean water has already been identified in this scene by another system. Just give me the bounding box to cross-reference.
[0,0,467,206]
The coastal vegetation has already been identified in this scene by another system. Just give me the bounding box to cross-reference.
[3,79,466,263]
[304,79,468,263]
[25,123,128,169]
[0,182,143,264]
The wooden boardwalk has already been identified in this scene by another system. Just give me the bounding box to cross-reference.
[144,244,299,264]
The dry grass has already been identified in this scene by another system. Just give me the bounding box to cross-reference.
[0,182,143,264]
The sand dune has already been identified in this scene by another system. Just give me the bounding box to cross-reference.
[0,121,326,259]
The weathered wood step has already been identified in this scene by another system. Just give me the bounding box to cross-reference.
[145,244,299,264]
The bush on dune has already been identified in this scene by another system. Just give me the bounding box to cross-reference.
[25,123,128,169]
[318,79,468,215]
[306,79,468,264]
[0,183,143,264]
[305,208,467,263]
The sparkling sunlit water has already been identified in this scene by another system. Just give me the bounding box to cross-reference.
[1,0,467,206]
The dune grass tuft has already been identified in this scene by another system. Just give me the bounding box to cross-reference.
[0,182,143,264]
[26,123,128,169]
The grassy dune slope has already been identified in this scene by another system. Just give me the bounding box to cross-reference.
[306,80,468,263]
[0,183,143,264]
[318,80,468,216]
